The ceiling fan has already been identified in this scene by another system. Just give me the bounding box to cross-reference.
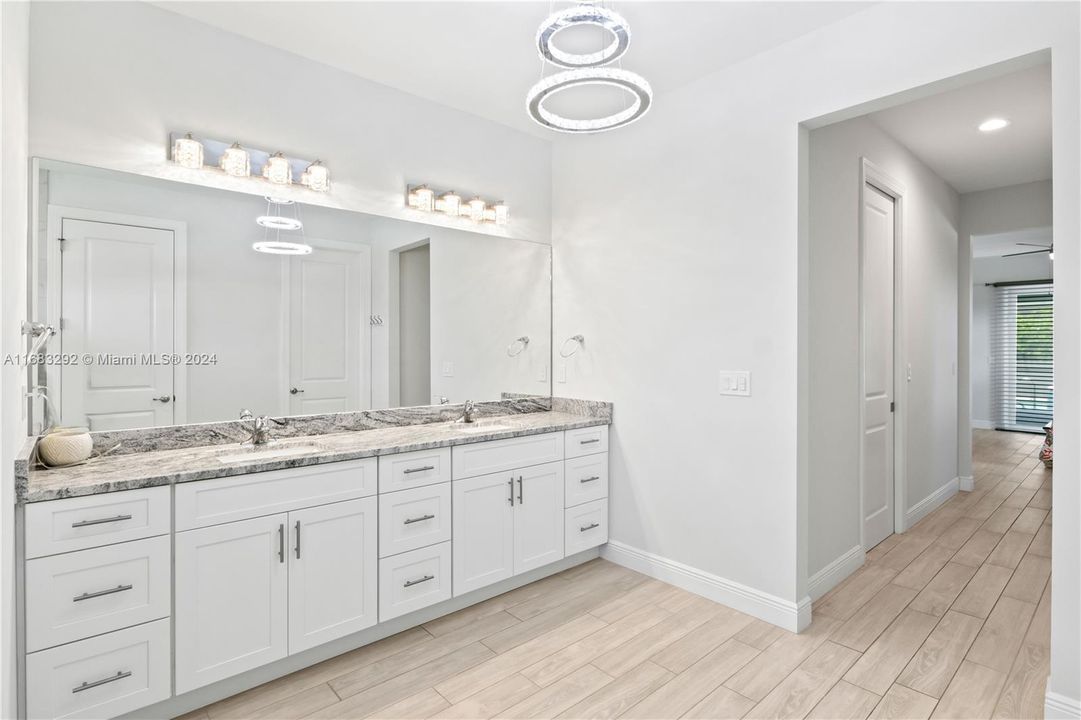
[1004,242,1054,260]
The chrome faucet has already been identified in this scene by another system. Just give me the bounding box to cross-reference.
[239,409,285,445]
[458,400,478,424]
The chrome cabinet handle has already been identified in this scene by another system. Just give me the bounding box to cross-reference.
[278,524,285,563]
[295,521,301,559]
[517,476,523,504]
[580,476,600,484]
[579,438,600,445]
[580,522,600,532]
[404,574,435,588]
[403,465,435,474]
[71,514,132,528]
[152,395,171,403]
[73,584,133,603]
[72,670,131,694]
[403,514,435,525]
[508,479,514,506]
[290,387,305,394]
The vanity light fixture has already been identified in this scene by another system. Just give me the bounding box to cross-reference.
[172,133,204,169]
[300,160,330,192]
[527,3,652,133]
[406,185,510,226]
[168,133,330,193]
[219,142,251,177]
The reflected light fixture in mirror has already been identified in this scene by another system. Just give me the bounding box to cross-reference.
[219,142,251,177]
[172,133,204,169]
[300,160,330,192]
[468,197,487,223]
[263,152,293,185]
[440,190,462,217]
[409,185,435,213]
[407,185,509,226]
[254,196,312,255]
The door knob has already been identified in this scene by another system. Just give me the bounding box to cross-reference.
[290,387,305,395]
[152,395,171,403]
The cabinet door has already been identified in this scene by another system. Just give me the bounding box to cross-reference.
[288,497,378,654]
[175,514,288,694]
[513,461,566,574]
[453,473,515,596]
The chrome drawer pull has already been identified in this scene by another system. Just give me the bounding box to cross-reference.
[579,438,601,445]
[404,574,435,588]
[71,514,132,528]
[403,514,435,525]
[403,465,435,474]
[580,476,600,484]
[580,522,600,532]
[278,524,285,563]
[73,584,133,603]
[72,670,131,694]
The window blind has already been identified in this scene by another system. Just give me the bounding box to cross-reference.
[992,282,1053,432]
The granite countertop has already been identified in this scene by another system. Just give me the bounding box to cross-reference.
[19,410,609,504]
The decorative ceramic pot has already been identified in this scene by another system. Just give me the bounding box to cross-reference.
[37,427,93,467]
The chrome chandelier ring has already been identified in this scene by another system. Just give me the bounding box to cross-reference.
[536,4,631,69]
[526,68,653,134]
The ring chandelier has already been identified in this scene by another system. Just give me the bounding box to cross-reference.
[527,3,652,134]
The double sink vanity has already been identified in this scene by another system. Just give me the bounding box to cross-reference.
[14,399,611,720]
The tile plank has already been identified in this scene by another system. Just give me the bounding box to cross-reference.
[896,611,983,698]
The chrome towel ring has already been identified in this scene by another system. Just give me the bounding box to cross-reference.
[559,334,585,358]
[507,336,530,357]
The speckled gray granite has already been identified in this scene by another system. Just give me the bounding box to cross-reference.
[17,399,610,504]
[552,397,613,422]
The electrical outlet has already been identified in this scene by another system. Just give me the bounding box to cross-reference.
[557,362,567,384]
[537,365,547,382]
[719,370,751,397]
[442,361,454,377]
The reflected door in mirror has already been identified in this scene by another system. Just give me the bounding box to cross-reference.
[60,219,175,430]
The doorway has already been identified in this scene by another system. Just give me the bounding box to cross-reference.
[397,243,431,407]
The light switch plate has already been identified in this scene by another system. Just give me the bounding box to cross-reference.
[557,362,567,384]
[719,370,751,397]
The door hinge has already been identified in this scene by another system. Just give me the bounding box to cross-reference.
[58,238,67,251]
[59,318,66,331]
[890,401,895,413]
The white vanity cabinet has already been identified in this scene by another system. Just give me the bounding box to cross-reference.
[173,459,378,694]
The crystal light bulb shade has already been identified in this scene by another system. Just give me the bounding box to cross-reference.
[527,68,652,133]
[300,160,330,192]
[219,142,251,177]
[263,153,293,185]
[467,198,487,223]
[172,133,204,169]
[440,192,461,217]
[409,186,435,213]
[493,202,510,226]
[252,240,313,255]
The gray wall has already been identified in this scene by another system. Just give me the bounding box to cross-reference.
[398,244,431,407]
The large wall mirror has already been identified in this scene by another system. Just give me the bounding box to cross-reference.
[28,160,552,433]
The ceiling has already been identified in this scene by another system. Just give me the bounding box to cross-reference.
[972,227,1053,259]
[869,64,1051,194]
[155,1,872,136]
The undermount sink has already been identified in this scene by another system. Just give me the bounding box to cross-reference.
[453,422,514,434]
[215,441,325,465]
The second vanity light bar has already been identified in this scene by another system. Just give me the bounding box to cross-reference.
[406,185,509,226]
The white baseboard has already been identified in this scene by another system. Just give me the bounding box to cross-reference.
[959,475,974,492]
[972,420,995,430]
[1045,691,1081,719]
[807,545,864,601]
[601,540,810,632]
[905,477,959,528]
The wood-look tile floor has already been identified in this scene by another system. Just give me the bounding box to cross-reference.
[178,430,1051,720]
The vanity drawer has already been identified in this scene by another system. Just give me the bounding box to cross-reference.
[379,541,452,622]
[379,484,452,558]
[379,448,451,493]
[26,618,171,720]
[452,432,563,480]
[26,536,171,653]
[565,499,608,556]
[564,425,609,459]
[175,458,377,530]
[25,487,170,560]
[564,454,609,508]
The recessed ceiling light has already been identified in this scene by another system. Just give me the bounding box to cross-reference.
[979,117,1010,132]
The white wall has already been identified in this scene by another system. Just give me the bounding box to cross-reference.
[0,3,29,717]
[807,115,960,582]
[553,2,1080,700]
[27,2,552,245]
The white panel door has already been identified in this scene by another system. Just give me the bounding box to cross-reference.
[60,219,174,430]
[288,497,378,654]
[513,461,565,574]
[288,248,367,414]
[861,184,896,549]
[174,514,288,694]
[452,472,515,596]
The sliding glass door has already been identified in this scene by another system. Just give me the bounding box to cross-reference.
[992,282,1053,432]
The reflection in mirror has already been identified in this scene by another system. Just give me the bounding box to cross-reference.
[29,160,551,433]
